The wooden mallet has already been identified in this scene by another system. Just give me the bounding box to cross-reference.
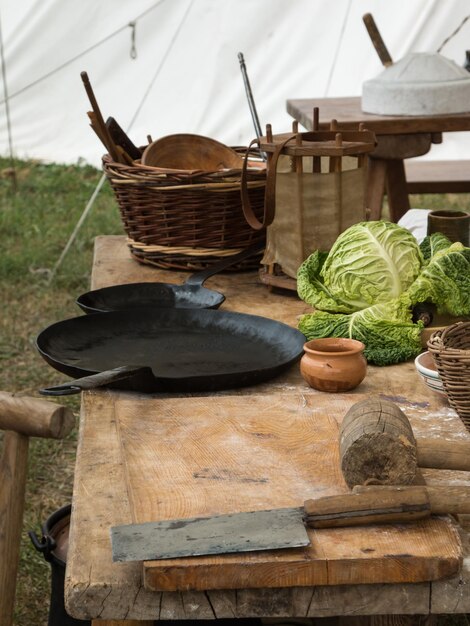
[339,397,470,488]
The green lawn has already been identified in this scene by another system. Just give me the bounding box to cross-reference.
[1,158,122,626]
[1,157,469,625]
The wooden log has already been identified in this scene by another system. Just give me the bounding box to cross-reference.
[339,398,417,488]
[304,486,431,528]
[0,391,75,439]
[0,431,29,626]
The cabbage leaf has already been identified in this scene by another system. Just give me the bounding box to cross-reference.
[296,250,355,313]
[419,232,453,261]
[407,243,470,316]
[298,298,423,366]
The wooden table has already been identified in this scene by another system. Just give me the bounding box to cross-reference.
[286,97,470,222]
[64,236,470,624]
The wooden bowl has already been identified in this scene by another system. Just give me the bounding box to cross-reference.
[141,134,244,171]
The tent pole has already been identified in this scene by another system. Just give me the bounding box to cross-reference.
[0,8,17,192]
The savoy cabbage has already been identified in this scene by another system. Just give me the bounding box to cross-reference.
[297,222,470,365]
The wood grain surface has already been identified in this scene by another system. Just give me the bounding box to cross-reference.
[64,236,470,621]
[115,392,462,591]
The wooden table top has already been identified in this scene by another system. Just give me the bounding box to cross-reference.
[64,236,470,621]
[286,96,470,134]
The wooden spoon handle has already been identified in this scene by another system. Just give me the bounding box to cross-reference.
[81,71,120,162]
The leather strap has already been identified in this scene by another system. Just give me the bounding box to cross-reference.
[241,134,296,230]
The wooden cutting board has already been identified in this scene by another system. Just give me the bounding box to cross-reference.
[115,391,462,592]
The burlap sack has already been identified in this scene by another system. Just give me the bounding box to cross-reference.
[241,135,369,278]
[262,155,366,277]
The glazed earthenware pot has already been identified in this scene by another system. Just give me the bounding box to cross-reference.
[300,338,367,392]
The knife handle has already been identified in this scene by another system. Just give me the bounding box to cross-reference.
[303,486,430,528]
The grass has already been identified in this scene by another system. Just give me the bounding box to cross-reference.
[1,157,469,625]
[1,157,122,626]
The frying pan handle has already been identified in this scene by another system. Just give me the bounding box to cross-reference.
[39,365,153,396]
[183,240,265,287]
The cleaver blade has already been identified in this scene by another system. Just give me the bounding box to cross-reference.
[111,507,309,562]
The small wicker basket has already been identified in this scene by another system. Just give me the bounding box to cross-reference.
[102,153,266,271]
[428,321,470,431]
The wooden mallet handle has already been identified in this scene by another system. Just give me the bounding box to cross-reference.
[362,13,393,67]
[353,485,470,516]
[304,486,431,528]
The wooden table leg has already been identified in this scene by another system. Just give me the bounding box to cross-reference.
[385,159,411,223]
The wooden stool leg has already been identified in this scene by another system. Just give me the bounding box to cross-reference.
[366,158,387,220]
[0,431,29,626]
[385,159,411,223]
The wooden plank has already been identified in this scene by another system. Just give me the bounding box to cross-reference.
[405,160,470,194]
[64,393,163,621]
[91,619,154,626]
[286,97,470,135]
[113,393,462,592]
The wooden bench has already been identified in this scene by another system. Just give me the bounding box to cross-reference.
[0,392,74,626]
[406,160,470,194]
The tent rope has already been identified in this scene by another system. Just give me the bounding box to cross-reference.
[324,0,352,96]
[437,13,470,53]
[0,0,167,106]
[47,0,195,283]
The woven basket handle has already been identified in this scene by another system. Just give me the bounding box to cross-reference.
[241,134,296,231]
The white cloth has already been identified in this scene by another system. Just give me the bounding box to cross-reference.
[1,0,470,166]
[397,208,432,243]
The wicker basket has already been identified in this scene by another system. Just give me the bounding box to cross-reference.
[102,154,266,271]
[428,321,470,430]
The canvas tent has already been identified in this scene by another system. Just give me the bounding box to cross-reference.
[0,0,470,167]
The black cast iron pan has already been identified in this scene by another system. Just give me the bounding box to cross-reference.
[76,241,264,314]
[37,308,305,396]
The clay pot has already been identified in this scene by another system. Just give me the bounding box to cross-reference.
[300,338,367,393]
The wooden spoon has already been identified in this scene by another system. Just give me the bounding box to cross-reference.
[141,133,244,170]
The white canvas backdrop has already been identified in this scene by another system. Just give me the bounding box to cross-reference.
[1,0,470,167]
